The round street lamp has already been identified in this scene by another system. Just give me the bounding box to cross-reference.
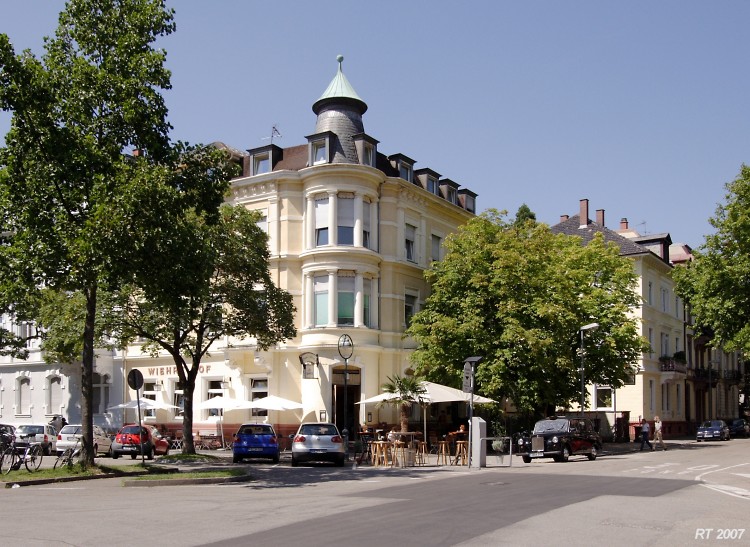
[337,334,353,458]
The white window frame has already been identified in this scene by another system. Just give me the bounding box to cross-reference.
[337,275,355,326]
[253,153,270,175]
[405,224,417,262]
[404,292,418,327]
[594,385,613,410]
[314,275,329,327]
[250,377,269,418]
[337,195,354,246]
[312,140,327,164]
[315,197,329,247]
[431,234,442,262]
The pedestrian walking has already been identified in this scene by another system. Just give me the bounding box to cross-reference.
[654,416,666,451]
[640,418,653,451]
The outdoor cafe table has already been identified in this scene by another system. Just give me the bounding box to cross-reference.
[389,431,422,447]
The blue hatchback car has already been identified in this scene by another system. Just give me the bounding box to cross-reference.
[232,423,280,463]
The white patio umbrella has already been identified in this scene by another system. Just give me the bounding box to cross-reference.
[108,399,179,411]
[356,381,496,440]
[195,395,254,447]
[247,395,304,411]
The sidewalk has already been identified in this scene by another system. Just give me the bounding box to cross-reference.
[603,437,690,455]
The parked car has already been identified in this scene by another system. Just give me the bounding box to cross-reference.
[727,418,749,438]
[14,424,58,455]
[291,422,345,467]
[111,424,169,459]
[56,424,113,457]
[232,423,280,463]
[515,416,602,463]
[697,420,731,441]
[0,423,15,451]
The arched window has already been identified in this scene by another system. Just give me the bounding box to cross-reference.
[92,373,111,414]
[48,376,62,414]
[17,377,31,415]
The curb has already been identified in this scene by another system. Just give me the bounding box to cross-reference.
[122,474,254,487]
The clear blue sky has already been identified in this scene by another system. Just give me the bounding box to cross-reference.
[2,1,749,247]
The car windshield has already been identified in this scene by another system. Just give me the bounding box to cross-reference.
[120,426,146,435]
[60,425,82,435]
[533,419,569,434]
[238,425,274,435]
[16,425,43,435]
[300,424,337,436]
[701,421,722,428]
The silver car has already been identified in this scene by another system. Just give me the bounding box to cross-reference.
[291,422,345,467]
[56,424,113,457]
[14,424,57,456]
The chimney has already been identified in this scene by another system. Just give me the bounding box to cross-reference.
[596,209,605,227]
[620,218,629,230]
[579,199,589,229]
[560,214,569,222]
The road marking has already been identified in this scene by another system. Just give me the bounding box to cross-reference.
[695,463,750,481]
[701,483,750,500]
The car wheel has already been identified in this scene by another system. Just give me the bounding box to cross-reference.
[272,454,280,464]
[108,446,113,458]
[147,447,155,460]
[93,444,98,457]
[559,446,570,462]
[112,452,120,459]
[291,457,299,467]
[131,454,137,460]
[44,444,51,456]
[335,455,345,467]
[522,455,532,464]
[587,445,598,461]
[233,455,241,463]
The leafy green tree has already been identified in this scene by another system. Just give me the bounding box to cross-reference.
[407,210,648,416]
[673,164,750,354]
[102,203,297,454]
[0,0,175,464]
[381,375,427,433]
[513,203,537,227]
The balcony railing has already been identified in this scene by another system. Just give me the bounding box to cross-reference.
[659,359,687,374]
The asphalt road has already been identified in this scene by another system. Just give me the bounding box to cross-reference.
[2,439,749,546]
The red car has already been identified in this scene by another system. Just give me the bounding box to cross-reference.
[111,425,169,459]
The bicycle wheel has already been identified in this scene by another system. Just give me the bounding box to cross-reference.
[25,445,43,472]
[1,447,16,475]
[53,448,72,470]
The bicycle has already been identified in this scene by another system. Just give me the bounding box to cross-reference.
[53,436,83,469]
[0,435,43,474]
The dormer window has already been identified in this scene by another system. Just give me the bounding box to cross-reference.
[428,177,438,195]
[313,141,327,164]
[446,186,457,204]
[399,163,412,182]
[389,154,417,184]
[246,144,282,176]
[306,131,335,166]
[254,153,270,175]
[458,188,478,214]
[353,133,379,167]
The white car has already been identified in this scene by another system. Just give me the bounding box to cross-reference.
[291,422,345,467]
[14,424,58,456]
[56,424,113,457]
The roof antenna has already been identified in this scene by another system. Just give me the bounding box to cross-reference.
[636,221,648,234]
[262,124,282,144]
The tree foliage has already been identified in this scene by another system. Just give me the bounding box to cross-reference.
[407,210,648,416]
[0,0,175,464]
[101,201,297,454]
[673,164,750,354]
[381,375,427,433]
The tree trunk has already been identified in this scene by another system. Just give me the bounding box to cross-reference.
[400,404,410,432]
[81,283,97,466]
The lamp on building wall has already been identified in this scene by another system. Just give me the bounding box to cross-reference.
[299,352,320,380]
[579,323,599,417]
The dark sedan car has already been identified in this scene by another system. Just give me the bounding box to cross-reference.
[516,417,602,463]
[696,420,730,442]
[727,419,749,438]
[232,423,280,463]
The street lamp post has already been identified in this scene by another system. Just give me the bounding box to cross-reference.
[579,323,599,418]
[338,334,353,460]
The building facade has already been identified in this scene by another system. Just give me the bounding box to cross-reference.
[552,199,743,440]
[0,57,477,439]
